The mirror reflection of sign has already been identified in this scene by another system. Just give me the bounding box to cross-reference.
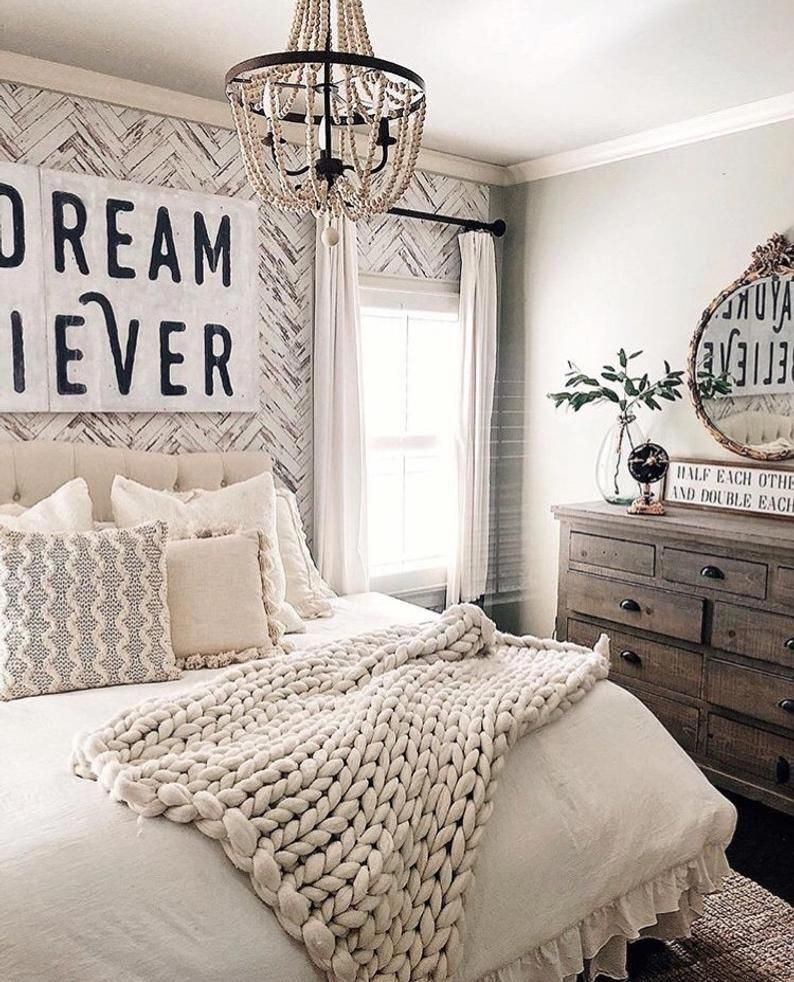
[665,459,794,517]
[0,161,258,412]
[702,275,794,398]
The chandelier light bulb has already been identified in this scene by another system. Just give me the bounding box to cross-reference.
[226,0,426,221]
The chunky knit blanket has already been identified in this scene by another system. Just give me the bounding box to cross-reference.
[73,605,609,982]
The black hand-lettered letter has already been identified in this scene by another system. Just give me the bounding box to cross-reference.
[79,291,140,396]
[204,323,234,396]
[0,183,25,268]
[52,191,89,274]
[54,314,87,395]
[194,212,231,287]
[148,206,181,283]
[106,198,135,279]
[159,321,187,396]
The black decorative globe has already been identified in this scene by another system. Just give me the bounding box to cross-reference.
[628,442,670,486]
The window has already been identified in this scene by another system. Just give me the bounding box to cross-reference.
[360,276,459,594]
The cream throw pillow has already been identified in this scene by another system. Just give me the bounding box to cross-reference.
[276,488,335,618]
[167,530,287,669]
[111,473,304,634]
[0,522,179,700]
[0,478,94,532]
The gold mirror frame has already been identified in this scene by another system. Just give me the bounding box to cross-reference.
[687,233,794,461]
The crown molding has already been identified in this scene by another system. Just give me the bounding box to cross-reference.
[6,49,794,191]
[0,49,507,188]
[506,90,794,185]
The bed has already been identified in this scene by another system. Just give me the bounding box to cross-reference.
[0,442,737,982]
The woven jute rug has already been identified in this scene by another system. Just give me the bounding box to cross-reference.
[631,871,794,981]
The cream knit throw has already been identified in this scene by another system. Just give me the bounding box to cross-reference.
[72,605,609,982]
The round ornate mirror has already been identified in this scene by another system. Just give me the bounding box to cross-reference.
[688,233,794,460]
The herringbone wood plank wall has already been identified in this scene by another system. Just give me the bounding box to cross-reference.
[0,80,490,538]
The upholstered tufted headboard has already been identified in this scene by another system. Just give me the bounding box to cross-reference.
[0,441,272,523]
[718,410,794,447]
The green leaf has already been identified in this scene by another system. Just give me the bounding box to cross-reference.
[618,348,627,368]
[603,388,620,403]
[629,350,643,359]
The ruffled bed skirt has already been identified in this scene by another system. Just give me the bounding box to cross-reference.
[472,843,731,982]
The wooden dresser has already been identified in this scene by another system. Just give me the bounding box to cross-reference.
[553,502,794,815]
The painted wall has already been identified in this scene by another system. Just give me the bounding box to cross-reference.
[0,79,489,539]
[502,119,794,634]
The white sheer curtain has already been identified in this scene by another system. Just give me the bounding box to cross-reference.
[313,217,369,595]
[446,232,498,606]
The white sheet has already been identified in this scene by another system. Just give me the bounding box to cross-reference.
[0,593,736,982]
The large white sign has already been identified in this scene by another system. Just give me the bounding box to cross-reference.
[663,458,794,518]
[0,161,258,412]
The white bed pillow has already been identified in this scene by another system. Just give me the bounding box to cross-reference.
[0,478,94,533]
[276,487,335,618]
[167,530,289,669]
[0,522,179,700]
[111,473,304,633]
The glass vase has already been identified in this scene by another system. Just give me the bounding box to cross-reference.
[596,414,646,505]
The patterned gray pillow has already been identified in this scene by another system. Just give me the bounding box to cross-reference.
[0,522,180,700]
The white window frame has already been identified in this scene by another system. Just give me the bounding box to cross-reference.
[360,273,460,597]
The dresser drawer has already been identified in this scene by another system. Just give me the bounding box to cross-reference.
[773,565,794,605]
[707,714,793,793]
[623,685,699,752]
[712,603,794,669]
[707,660,794,732]
[567,618,702,696]
[566,571,704,643]
[661,547,767,600]
[569,532,655,577]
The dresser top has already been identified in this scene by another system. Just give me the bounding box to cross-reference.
[552,500,794,551]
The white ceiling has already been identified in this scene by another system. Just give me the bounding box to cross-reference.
[2,0,794,166]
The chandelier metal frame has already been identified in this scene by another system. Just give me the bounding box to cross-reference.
[225,0,427,221]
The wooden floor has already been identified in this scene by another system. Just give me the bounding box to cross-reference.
[723,791,794,905]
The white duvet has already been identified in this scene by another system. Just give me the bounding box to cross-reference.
[0,594,736,982]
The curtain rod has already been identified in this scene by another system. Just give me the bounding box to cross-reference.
[387,206,507,238]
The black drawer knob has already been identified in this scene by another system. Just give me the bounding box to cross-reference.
[620,649,642,666]
[700,565,724,580]
[620,598,641,613]
[775,756,791,785]
[779,699,794,715]
[785,638,794,651]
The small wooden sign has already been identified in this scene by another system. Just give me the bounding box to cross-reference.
[663,457,794,519]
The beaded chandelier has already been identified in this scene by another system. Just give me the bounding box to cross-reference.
[226,0,427,227]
